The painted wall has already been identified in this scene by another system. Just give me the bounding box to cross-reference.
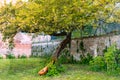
[0,32,32,58]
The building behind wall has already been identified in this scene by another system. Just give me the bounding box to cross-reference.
[0,32,32,58]
[0,32,60,58]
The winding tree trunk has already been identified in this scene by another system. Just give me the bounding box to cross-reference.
[38,32,71,75]
[52,32,71,62]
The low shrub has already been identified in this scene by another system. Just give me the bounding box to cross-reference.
[89,56,106,71]
[90,44,120,75]
[59,49,93,64]
[7,53,15,59]
[104,45,120,74]
[80,53,93,64]
[104,45,116,73]
[115,49,120,73]
[20,55,27,58]
[58,48,75,64]
[46,63,66,76]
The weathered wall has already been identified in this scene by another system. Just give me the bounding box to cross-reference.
[32,41,60,56]
[1,32,120,59]
[0,32,32,58]
[71,34,120,60]
[0,32,58,58]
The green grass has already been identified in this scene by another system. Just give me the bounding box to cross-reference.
[0,58,120,80]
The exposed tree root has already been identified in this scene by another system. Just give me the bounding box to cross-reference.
[38,33,71,75]
[38,66,48,75]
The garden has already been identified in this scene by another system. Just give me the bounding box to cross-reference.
[0,44,120,80]
[1,0,120,80]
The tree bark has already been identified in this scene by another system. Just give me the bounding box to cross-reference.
[52,32,71,62]
[38,32,71,75]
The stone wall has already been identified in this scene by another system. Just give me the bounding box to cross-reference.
[71,34,120,60]
[32,41,60,56]
[0,32,59,58]
[1,32,120,59]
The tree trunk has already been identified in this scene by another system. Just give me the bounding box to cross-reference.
[52,32,71,62]
[38,32,71,75]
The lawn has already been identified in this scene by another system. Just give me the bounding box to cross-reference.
[0,58,120,80]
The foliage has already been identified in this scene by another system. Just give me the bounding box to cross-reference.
[80,53,93,64]
[47,64,59,76]
[58,41,93,64]
[45,49,70,76]
[58,48,74,64]
[0,0,119,42]
[104,44,117,73]
[20,54,27,58]
[104,45,120,74]
[46,63,65,76]
[0,0,120,76]
[72,31,81,38]
[77,41,93,64]
[82,25,94,37]
[89,56,106,71]
[114,49,120,69]
[0,54,3,59]
[79,41,86,52]
[6,53,15,59]
[58,47,92,64]
[90,44,120,75]
[103,46,108,53]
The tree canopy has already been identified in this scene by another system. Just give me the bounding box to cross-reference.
[0,0,120,41]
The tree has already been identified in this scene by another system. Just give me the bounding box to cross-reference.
[0,0,120,75]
